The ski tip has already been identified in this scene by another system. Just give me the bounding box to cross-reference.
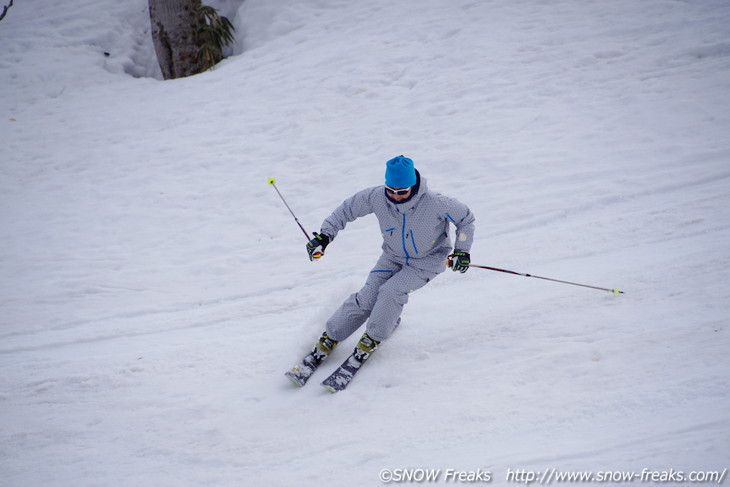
[285,371,305,388]
[267,177,277,186]
[323,384,339,393]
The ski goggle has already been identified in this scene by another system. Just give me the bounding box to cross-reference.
[385,185,412,196]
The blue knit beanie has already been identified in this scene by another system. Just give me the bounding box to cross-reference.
[385,155,416,188]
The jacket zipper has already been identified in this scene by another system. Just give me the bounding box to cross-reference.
[401,213,410,265]
[409,229,419,254]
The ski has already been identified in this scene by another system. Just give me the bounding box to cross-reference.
[321,333,379,393]
[284,352,321,387]
[321,353,365,392]
[285,332,338,387]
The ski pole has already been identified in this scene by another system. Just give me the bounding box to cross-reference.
[267,177,323,259]
[448,255,623,294]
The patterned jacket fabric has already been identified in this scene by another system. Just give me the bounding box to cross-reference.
[320,172,475,274]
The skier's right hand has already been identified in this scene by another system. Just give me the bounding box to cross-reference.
[306,232,329,261]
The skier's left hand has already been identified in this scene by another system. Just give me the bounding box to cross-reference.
[450,251,470,273]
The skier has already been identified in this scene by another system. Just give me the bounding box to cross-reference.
[286,155,476,391]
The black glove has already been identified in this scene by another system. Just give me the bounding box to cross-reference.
[450,251,470,273]
[306,232,330,261]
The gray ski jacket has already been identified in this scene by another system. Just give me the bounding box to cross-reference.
[320,173,475,274]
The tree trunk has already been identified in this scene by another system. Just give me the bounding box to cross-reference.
[148,0,207,80]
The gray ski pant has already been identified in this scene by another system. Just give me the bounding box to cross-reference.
[325,253,440,343]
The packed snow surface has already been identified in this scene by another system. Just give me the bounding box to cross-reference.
[1,0,729,485]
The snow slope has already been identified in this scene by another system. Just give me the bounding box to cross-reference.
[1,0,729,485]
